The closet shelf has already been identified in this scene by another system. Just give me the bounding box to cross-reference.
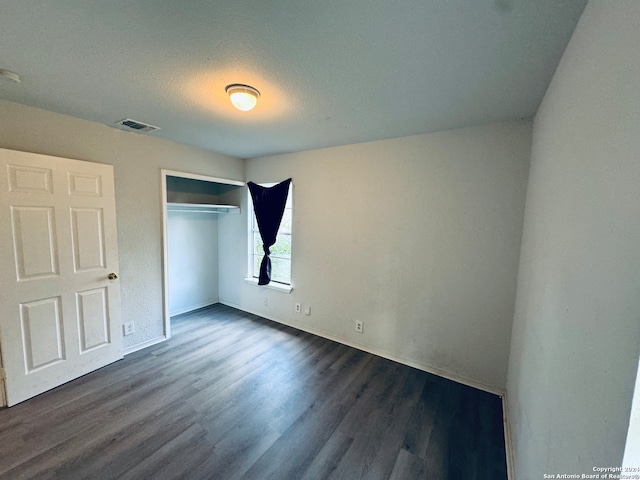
[167,202,240,214]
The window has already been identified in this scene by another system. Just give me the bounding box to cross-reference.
[249,183,292,285]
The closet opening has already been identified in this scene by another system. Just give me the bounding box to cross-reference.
[160,169,244,338]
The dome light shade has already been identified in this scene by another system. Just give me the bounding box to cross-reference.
[225,84,260,111]
[0,68,21,83]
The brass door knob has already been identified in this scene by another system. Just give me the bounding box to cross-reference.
[108,273,118,280]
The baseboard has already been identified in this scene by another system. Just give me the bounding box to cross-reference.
[169,299,219,318]
[125,300,220,355]
[501,392,516,480]
[0,370,6,408]
[219,301,506,397]
[123,335,167,355]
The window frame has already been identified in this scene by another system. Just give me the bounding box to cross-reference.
[246,182,293,291]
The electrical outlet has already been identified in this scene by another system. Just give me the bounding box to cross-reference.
[123,322,135,336]
[355,320,363,333]
[263,297,269,307]
[295,303,301,313]
[304,306,311,316]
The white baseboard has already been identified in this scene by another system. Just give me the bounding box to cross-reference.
[169,299,219,318]
[501,393,516,480]
[219,301,505,397]
[123,335,167,355]
[124,299,220,356]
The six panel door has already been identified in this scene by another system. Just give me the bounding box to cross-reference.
[0,148,123,406]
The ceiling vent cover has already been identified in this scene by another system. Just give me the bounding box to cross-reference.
[113,118,160,133]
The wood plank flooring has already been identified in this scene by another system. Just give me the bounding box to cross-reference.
[0,304,508,480]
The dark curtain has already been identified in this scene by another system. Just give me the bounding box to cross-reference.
[248,178,292,285]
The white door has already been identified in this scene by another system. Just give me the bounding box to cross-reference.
[0,148,123,406]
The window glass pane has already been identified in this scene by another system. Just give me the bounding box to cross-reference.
[253,231,290,258]
[253,255,290,284]
[279,209,292,234]
[270,234,291,259]
[270,257,291,284]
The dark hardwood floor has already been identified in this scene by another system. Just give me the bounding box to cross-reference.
[0,304,508,479]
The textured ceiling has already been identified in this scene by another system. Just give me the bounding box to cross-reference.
[0,0,587,158]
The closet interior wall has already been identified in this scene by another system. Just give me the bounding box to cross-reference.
[165,176,241,317]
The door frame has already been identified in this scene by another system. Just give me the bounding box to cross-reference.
[0,364,6,407]
[160,169,244,338]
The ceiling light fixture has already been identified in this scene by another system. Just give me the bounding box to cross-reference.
[0,69,21,83]
[225,84,260,111]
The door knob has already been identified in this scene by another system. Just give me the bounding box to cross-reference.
[108,273,118,280]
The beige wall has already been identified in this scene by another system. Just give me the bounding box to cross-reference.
[0,98,530,393]
[219,121,532,391]
[506,1,640,476]
[0,99,244,350]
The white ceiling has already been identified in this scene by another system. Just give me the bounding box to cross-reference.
[0,0,587,159]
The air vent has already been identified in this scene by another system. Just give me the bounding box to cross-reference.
[113,118,160,133]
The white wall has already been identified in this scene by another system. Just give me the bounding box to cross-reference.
[0,344,5,407]
[0,99,244,350]
[506,1,640,477]
[167,211,219,316]
[623,355,640,470]
[219,121,531,391]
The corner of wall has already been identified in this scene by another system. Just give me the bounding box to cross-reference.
[501,392,516,480]
[505,1,640,476]
[0,370,5,408]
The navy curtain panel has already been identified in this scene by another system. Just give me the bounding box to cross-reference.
[248,178,292,285]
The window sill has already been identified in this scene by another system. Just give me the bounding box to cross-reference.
[244,277,293,293]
